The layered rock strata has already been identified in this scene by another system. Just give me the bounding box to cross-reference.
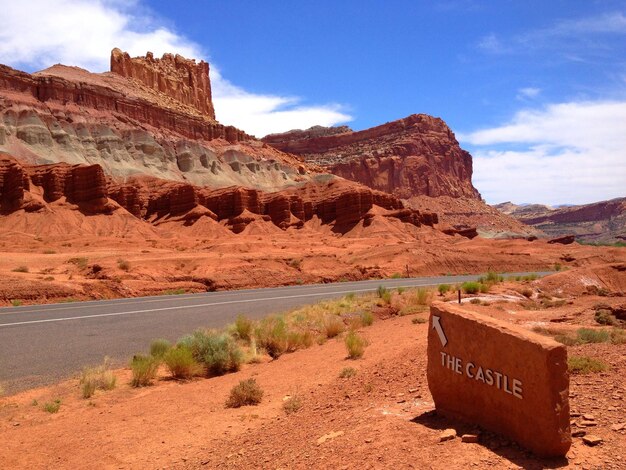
[1,154,437,234]
[263,115,481,200]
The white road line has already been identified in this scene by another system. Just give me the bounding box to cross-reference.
[0,283,440,327]
[0,278,450,315]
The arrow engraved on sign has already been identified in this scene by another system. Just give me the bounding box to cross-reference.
[432,315,448,347]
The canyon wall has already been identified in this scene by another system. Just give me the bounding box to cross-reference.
[263,114,481,200]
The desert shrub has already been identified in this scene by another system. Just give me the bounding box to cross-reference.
[233,314,254,343]
[225,378,263,408]
[554,263,562,271]
[43,249,56,254]
[80,359,116,399]
[523,273,539,281]
[286,329,314,351]
[345,330,367,359]
[380,290,392,305]
[577,328,610,344]
[479,283,489,294]
[345,292,355,301]
[43,399,61,413]
[163,345,204,379]
[12,266,29,273]
[322,315,345,339]
[377,285,388,298]
[470,298,482,305]
[149,338,171,359]
[360,311,374,326]
[287,258,302,270]
[130,354,160,387]
[462,282,480,295]
[568,355,609,374]
[438,284,451,295]
[412,317,427,324]
[520,288,533,298]
[610,328,626,344]
[255,316,289,359]
[397,286,406,294]
[161,288,186,295]
[117,259,131,271]
[178,329,243,376]
[390,272,402,279]
[67,257,88,269]
[10,299,22,307]
[416,288,429,305]
[485,270,502,283]
[595,309,617,326]
[554,334,580,346]
[339,367,357,378]
[282,394,304,414]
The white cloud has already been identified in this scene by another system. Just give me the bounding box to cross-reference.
[516,87,541,100]
[459,101,626,205]
[477,33,505,54]
[0,0,351,137]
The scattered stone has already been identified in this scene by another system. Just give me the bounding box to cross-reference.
[583,414,595,421]
[440,429,457,442]
[582,435,603,446]
[611,423,626,432]
[572,430,586,438]
[408,388,418,393]
[570,411,581,417]
[580,420,597,427]
[364,438,373,443]
[317,431,344,445]
[462,434,479,443]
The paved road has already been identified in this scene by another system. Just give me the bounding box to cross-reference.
[0,273,549,394]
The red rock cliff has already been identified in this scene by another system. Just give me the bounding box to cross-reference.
[110,48,215,120]
[263,114,481,200]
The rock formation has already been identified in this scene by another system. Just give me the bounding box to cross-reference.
[0,51,310,192]
[1,154,437,235]
[495,199,626,243]
[110,48,215,120]
[262,115,481,200]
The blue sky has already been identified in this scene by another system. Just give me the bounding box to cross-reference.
[1,0,625,205]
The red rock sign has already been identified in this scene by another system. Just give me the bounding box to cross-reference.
[427,302,571,457]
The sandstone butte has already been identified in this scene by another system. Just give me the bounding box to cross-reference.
[427,302,571,458]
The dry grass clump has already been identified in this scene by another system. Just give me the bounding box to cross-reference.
[595,309,618,326]
[163,346,204,379]
[67,257,88,269]
[568,355,609,374]
[282,394,304,414]
[255,316,289,359]
[225,378,263,408]
[149,338,171,359]
[117,259,131,271]
[438,284,451,295]
[80,358,117,398]
[233,314,254,343]
[11,266,29,273]
[339,367,357,378]
[43,399,61,413]
[130,354,160,387]
[345,330,368,359]
[322,315,345,339]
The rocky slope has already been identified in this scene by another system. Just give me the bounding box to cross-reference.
[0,153,437,236]
[262,114,481,200]
[495,199,626,243]
[0,50,310,192]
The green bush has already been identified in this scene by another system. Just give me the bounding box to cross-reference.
[233,314,254,343]
[610,328,626,344]
[345,330,367,359]
[390,272,402,279]
[282,394,304,414]
[416,288,429,305]
[149,338,171,359]
[377,285,388,298]
[380,290,392,305]
[479,283,489,294]
[568,355,609,374]
[360,311,374,326]
[438,284,451,295]
[178,330,243,376]
[255,316,289,359]
[462,282,480,294]
[225,378,263,408]
[163,345,204,379]
[130,354,160,387]
[577,328,610,344]
[43,399,61,413]
[554,334,580,346]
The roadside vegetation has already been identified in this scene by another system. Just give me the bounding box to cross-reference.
[80,358,117,399]
[533,326,626,346]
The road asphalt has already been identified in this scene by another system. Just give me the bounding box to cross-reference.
[0,273,549,394]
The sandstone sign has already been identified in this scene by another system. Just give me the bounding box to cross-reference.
[427,302,571,457]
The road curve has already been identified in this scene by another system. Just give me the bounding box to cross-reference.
[0,273,549,394]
